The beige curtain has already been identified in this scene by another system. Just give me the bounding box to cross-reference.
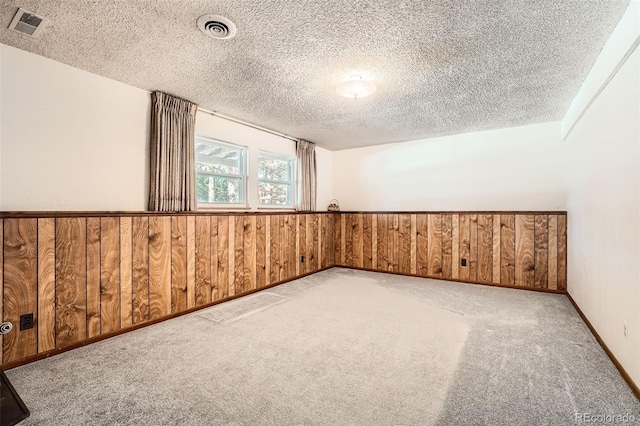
[296,139,317,211]
[149,91,198,211]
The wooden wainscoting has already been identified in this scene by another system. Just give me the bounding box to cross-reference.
[334,212,567,292]
[0,212,335,367]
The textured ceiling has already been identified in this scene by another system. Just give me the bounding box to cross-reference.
[0,1,630,150]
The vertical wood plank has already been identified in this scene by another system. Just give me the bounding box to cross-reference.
[195,216,211,306]
[265,216,271,284]
[397,214,411,274]
[492,214,501,284]
[37,218,56,353]
[4,219,38,361]
[416,214,428,277]
[427,214,442,277]
[558,215,567,291]
[500,215,516,286]
[228,216,236,296]
[311,214,320,271]
[318,214,323,269]
[100,217,121,333]
[363,214,373,269]
[86,218,101,338]
[210,216,219,300]
[469,214,478,282]
[548,215,558,290]
[171,216,187,313]
[186,216,197,307]
[459,214,470,280]
[269,215,279,283]
[410,214,417,275]
[256,216,266,289]
[217,216,229,298]
[0,221,2,363]
[56,218,88,348]
[377,214,388,271]
[243,216,256,293]
[534,215,549,289]
[371,215,378,268]
[300,215,307,274]
[120,217,133,328]
[441,214,453,279]
[451,214,459,280]
[340,214,346,265]
[388,214,399,272]
[132,217,150,324]
[515,215,535,287]
[148,216,171,320]
[344,214,354,267]
[234,216,244,293]
[296,215,302,276]
[477,214,493,284]
[353,214,363,268]
[288,214,296,278]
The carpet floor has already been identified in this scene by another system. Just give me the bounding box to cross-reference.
[6,268,640,425]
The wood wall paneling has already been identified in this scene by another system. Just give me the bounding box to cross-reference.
[4,219,38,362]
[256,216,266,289]
[548,215,558,290]
[416,214,428,277]
[37,218,56,353]
[427,214,442,277]
[500,215,516,286]
[55,218,88,348]
[477,214,493,284]
[534,215,549,289]
[515,215,535,287]
[86,218,101,338]
[171,216,187,313]
[469,214,478,282]
[558,215,567,291]
[100,217,122,333]
[148,217,171,320]
[0,211,568,368]
[132,217,150,324]
[120,217,133,327]
[398,214,411,274]
[441,214,453,279]
[459,214,470,281]
[217,216,229,297]
[195,216,211,306]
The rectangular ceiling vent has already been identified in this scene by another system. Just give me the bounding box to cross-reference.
[8,8,47,37]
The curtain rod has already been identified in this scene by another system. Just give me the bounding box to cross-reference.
[197,107,298,143]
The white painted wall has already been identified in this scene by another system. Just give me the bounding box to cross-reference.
[0,43,151,211]
[332,122,566,211]
[0,44,333,211]
[564,46,640,386]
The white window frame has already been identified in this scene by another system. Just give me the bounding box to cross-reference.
[257,150,296,208]
[195,136,248,209]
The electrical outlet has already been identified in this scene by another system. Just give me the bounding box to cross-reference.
[461,259,467,267]
[623,321,628,340]
[20,313,34,331]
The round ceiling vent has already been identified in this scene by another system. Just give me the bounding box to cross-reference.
[197,14,236,40]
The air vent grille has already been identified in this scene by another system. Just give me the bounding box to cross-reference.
[8,8,47,37]
[197,14,236,40]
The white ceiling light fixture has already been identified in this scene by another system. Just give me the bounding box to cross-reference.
[336,75,377,100]
[197,14,237,40]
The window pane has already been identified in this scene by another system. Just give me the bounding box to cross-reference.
[258,156,290,182]
[258,181,290,205]
[197,174,242,204]
[196,141,241,175]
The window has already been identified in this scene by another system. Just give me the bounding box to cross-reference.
[258,151,295,206]
[195,137,247,207]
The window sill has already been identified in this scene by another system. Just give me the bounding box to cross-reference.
[257,206,296,211]
[197,205,250,212]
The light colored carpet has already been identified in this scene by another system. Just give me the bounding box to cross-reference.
[6,268,640,425]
